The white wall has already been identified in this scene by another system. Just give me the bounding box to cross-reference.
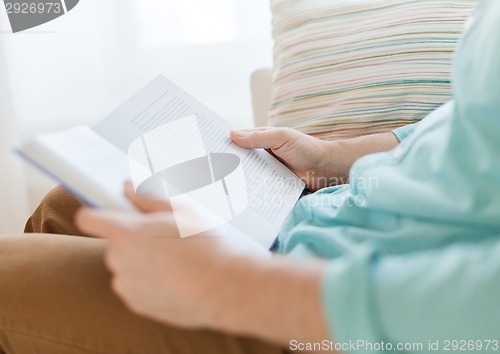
[0,39,29,233]
[0,0,273,232]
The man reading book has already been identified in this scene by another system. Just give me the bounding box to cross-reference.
[1,1,500,353]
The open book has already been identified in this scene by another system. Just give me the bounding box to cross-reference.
[17,75,306,252]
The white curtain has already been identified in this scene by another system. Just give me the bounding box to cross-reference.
[0,0,272,234]
[0,39,29,234]
[2,0,272,135]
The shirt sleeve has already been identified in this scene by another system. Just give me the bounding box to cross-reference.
[391,123,418,142]
[322,238,500,353]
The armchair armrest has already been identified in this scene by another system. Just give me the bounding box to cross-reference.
[250,68,272,127]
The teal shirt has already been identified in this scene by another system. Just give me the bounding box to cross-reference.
[277,1,500,352]
[391,123,418,143]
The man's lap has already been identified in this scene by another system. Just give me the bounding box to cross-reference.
[0,233,287,354]
[24,186,85,236]
[0,189,289,354]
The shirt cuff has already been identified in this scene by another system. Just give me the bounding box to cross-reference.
[391,123,418,143]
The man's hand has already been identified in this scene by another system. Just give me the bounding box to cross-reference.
[75,182,237,329]
[231,127,400,191]
[75,182,331,348]
[231,127,340,191]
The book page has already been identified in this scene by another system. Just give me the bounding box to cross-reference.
[21,126,136,211]
[94,75,305,249]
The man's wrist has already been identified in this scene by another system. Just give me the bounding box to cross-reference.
[203,254,329,346]
[323,140,351,185]
[324,132,400,186]
[200,253,255,330]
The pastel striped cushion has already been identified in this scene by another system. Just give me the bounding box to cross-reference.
[269,0,476,140]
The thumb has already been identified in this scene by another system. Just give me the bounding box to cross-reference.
[75,207,125,241]
[124,181,172,213]
[230,128,290,150]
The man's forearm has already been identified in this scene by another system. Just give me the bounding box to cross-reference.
[205,255,331,349]
[324,131,399,184]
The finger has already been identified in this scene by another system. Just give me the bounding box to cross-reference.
[75,207,130,241]
[136,213,180,239]
[230,128,291,150]
[124,181,173,213]
[76,207,180,240]
[238,127,270,132]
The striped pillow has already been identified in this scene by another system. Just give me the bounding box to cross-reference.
[269,0,476,140]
